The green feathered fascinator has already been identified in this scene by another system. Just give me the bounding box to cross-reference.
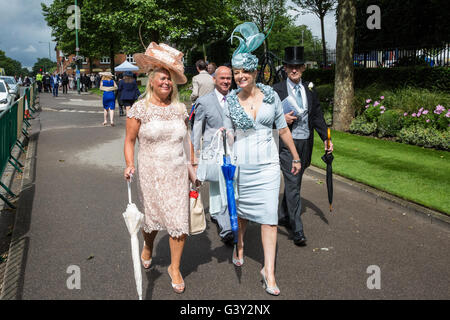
[230,19,274,71]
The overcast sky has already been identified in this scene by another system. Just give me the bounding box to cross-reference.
[0,0,336,70]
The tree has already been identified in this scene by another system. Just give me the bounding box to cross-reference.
[268,14,322,60]
[0,50,23,76]
[32,58,56,75]
[332,0,356,131]
[42,0,240,71]
[291,0,337,67]
[238,0,287,54]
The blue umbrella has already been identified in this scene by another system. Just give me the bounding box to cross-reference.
[221,129,238,248]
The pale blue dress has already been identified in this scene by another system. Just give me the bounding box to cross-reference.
[224,84,287,225]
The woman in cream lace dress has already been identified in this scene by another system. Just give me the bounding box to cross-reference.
[124,43,196,294]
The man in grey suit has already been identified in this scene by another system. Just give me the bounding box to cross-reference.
[190,60,215,103]
[192,66,233,244]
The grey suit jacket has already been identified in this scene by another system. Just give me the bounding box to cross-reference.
[192,90,226,155]
[190,71,215,103]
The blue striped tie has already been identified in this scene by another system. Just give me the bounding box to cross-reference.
[294,84,303,112]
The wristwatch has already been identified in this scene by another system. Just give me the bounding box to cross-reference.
[292,159,301,163]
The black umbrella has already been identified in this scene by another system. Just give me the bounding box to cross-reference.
[321,128,334,212]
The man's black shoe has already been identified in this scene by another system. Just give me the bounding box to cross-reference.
[221,233,234,246]
[293,232,307,246]
[278,218,291,229]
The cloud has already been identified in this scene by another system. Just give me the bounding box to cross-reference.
[0,0,55,67]
[24,45,37,53]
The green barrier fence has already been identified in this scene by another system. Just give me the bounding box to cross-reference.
[0,83,37,208]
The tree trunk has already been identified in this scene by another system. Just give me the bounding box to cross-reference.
[332,0,356,132]
[320,15,327,68]
[109,38,115,76]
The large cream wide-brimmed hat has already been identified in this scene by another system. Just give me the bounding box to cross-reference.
[99,71,113,77]
[134,42,187,85]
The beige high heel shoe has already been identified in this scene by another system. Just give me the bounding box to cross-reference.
[232,246,244,267]
[141,242,152,269]
[167,267,185,294]
[260,267,280,296]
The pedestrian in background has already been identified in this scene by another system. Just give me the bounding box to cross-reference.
[90,74,95,89]
[36,72,43,93]
[207,62,217,76]
[125,42,198,294]
[118,71,140,116]
[43,73,50,93]
[99,71,117,126]
[69,74,74,90]
[50,72,60,97]
[190,59,214,103]
[62,72,69,94]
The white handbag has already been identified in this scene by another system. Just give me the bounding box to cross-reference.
[196,129,224,182]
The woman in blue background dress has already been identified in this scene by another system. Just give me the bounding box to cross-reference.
[100,72,117,126]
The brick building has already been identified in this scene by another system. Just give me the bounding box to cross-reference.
[55,48,139,75]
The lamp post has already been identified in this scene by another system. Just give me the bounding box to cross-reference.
[75,0,80,94]
[38,41,51,60]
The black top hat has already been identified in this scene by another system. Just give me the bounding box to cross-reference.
[283,46,305,65]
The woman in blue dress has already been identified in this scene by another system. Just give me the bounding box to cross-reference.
[223,22,301,296]
[99,72,117,126]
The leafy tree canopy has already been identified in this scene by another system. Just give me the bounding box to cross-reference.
[32,58,57,75]
[0,50,23,76]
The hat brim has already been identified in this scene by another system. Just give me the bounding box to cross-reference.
[283,59,305,65]
[134,53,187,85]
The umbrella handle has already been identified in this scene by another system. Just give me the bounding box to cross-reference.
[127,174,133,204]
[327,127,331,150]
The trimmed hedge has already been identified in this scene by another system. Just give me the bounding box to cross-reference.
[398,125,450,150]
[304,66,450,92]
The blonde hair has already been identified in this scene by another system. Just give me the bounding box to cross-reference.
[144,67,185,114]
[101,75,112,81]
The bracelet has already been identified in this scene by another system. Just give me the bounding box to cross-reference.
[292,159,301,163]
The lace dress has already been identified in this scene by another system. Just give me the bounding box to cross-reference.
[127,99,190,238]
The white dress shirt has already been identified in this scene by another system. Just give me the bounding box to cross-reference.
[214,88,227,108]
[287,77,307,113]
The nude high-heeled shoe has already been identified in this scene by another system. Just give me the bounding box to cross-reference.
[167,267,185,294]
[260,267,280,296]
[232,246,244,267]
[141,242,152,269]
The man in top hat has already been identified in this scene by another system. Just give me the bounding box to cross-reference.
[273,46,334,246]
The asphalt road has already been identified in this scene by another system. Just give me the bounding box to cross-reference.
[3,90,450,300]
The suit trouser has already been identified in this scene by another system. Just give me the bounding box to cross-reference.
[37,81,42,92]
[208,181,232,238]
[52,85,59,97]
[62,84,68,94]
[279,138,309,234]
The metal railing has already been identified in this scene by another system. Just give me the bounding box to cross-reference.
[0,83,37,208]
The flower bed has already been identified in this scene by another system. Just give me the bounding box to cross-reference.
[350,93,450,150]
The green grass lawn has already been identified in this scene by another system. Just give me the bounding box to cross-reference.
[311,130,450,214]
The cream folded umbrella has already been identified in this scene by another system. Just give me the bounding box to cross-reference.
[122,176,144,300]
